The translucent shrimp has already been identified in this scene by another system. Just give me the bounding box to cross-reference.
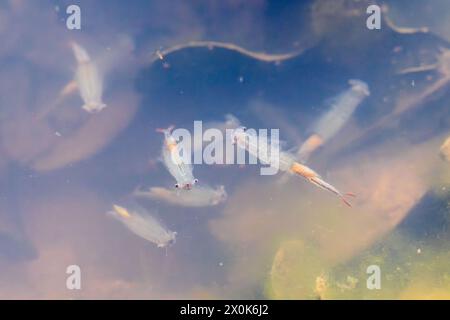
[157,126,198,190]
[133,185,227,207]
[192,114,240,154]
[231,126,279,167]
[70,41,107,113]
[203,114,240,132]
[298,79,370,162]
[107,203,176,248]
[231,127,354,206]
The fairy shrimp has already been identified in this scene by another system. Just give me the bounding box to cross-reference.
[70,41,107,113]
[298,79,370,162]
[156,126,198,190]
[133,185,227,207]
[231,126,354,206]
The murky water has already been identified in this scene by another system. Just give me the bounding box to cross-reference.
[0,0,449,299]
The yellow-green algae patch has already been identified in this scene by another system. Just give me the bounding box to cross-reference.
[265,185,450,300]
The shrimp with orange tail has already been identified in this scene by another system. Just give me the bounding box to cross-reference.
[231,126,354,206]
[157,126,198,190]
[289,162,355,207]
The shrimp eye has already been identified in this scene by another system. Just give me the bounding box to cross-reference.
[193,179,198,184]
[242,126,247,131]
[174,184,180,189]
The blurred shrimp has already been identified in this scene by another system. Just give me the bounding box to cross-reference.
[133,185,227,207]
[157,126,198,190]
[298,79,370,162]
[35,42,107,120]
[192,114,240,154]
[108,203,176,248]
[70,41,107,113]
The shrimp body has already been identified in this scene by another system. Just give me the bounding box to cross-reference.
[194,114,241,153]
[158,127,197,190]
[298,79,369,161]
[134,185,227,207]
[232,127,353,206]
[232,127,279,166]
[70,42,106,113]
[108,204,176,248]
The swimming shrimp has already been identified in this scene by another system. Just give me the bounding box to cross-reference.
[231,126,354,206]
[108,203,176,248]
[157,126,198,190]
[70,41,107,113]
[298,79,370,162]
[133,185,227,207]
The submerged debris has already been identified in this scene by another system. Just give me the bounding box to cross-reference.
[149,41,304,65]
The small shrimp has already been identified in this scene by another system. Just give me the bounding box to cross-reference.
[108,203,176,248]
[157,126,198,190]
[298,79,370,162]
[70,41,107,113]
[231,126,354,206]
[231,126,277,166]
[133,185,227,207]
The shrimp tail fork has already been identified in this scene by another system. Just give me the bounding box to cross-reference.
[290,162,355,207]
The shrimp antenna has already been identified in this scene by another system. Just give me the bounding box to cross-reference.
[155,125,175,134]
[341,192,356,207]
